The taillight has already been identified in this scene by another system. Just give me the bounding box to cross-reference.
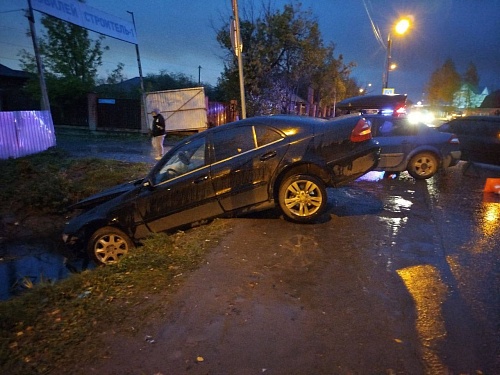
[351,118,372,142]
[394,106,406,117]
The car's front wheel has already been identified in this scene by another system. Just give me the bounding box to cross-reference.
[278,174,327,222]
[87,226,134,265]
[407,152,439,179]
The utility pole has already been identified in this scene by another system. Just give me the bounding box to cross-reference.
[198,65,202,85]
[231,0,246,119]
[127,11,148,133]
[27,0,50,111]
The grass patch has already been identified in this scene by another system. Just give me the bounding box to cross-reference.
[0,220,229,375]
[0,148,231,374]
[0,148,151,214]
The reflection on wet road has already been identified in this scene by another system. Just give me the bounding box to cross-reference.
[397,265,448,373]
[333,167,499,373]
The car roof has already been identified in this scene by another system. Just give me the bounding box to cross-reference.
[447,116,500,123]
[212,114,327,133]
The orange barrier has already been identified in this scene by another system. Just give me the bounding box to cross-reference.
[483,178,500,193]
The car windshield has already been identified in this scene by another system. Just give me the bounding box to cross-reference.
[154,137,207,184]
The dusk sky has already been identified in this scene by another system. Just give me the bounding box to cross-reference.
[1,0,499,103]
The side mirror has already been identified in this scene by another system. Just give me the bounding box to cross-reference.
[142,177,154,189]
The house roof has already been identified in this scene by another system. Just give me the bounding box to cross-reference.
[0,64,29,79]
[480,90,500,108]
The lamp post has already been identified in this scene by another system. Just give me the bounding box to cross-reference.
[383,18,410,89]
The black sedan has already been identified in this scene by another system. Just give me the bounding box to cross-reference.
[63,115,380,265]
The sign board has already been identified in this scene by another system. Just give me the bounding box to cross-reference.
[31,0,137,44]
[382,88,395,95]
[98,98,116,104]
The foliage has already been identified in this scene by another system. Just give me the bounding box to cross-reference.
[102,62,127,85]
[463,62,479,89]
[95,69,223,101]
[216,1,356,116]
[19,14,109,104]
[425,58,464,106]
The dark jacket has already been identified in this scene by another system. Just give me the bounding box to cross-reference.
[151,113,166,136]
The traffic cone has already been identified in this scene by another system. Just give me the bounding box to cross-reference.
[483,178,500,194]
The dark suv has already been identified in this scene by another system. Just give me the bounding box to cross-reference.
[439,116,500,166]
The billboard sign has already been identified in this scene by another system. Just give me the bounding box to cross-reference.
[31,0,137,44]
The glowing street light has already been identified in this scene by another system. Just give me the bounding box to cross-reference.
[383,17,411,89]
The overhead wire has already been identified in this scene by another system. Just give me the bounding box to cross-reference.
[362,0,386,50]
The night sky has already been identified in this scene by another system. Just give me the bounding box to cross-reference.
[1,0,499,103]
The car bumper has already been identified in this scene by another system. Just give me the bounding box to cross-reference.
[443,150,462,168]
[328,145,381,186]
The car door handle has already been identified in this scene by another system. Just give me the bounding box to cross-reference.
[260,151,277,161]
[194,175,209,184]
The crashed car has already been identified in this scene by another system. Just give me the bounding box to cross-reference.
[365,115,461,179]
[336,94,461,179]
[63,115,380,265]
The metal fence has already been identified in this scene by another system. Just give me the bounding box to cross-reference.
[0,110,56,159]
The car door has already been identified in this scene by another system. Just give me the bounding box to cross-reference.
[209,123,287,212]
[134,135,223,234]
[372,117,417,169]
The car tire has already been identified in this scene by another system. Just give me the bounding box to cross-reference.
[87,226,134,265]
[407,152,439,180]
[278,174,327,223]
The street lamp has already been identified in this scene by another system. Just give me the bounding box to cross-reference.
[383,18,410,90]
[359,83,372,95]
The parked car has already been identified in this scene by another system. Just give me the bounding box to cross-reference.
[365,115,461,179]
[63,115,380,265]
[438,116,500,166]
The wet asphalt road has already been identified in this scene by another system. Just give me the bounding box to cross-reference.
[3,128,500,373]
[58,128,500,373]
[68,162,500,375]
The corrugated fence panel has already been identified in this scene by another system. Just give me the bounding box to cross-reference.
[146,87,208,132]
[0,111,56,159]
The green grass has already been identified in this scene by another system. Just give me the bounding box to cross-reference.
[0,147,151,213]
[0,148,230,375]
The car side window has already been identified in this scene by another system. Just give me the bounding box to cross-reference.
[254,125,283,146]
[378,120,394,135]
[154,136,207,184]
[213,126,256,162]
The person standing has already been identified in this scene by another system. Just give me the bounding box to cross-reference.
[150,108,166,160]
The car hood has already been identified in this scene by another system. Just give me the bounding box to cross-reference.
[69,178,144,210]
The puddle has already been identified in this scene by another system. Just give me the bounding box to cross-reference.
[0,242,93,301]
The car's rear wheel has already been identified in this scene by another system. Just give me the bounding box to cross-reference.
[278,174,327,222]
[407,152,439,179]
[87,226,134,265]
